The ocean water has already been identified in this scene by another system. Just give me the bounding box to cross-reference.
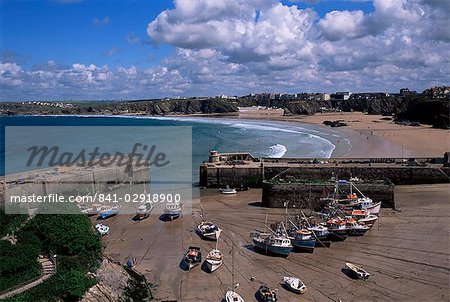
[0,115,351,180]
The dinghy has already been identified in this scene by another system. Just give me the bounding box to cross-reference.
[225,291,244,302]
[206,249,223,272]
[346,262,370,280]
[95,223,109,236]
[197,221,222,240]
[257,285,278,302]
[183,246,201,270]
[220,185,237,194]
[283,276,307,294]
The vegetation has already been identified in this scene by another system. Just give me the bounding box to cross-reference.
[1,212,102,301]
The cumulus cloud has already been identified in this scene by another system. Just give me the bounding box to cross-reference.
[93,16,110,26]
[1,0,449,100]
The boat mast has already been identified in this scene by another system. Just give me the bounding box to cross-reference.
[231,243,235,291]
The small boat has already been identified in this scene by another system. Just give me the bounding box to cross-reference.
[99,206,119,219]
[346,218,370,236]
[289,229,316,253]
[79,204,104,216]
[206,249,223,272]
[225,291,244,302]
[283,276,307,294]
[352,209,378,227]
[252,232,292,257]
[346,262,370,280]
[95,223,109,236]
[257,285,278,302]
[164,201,182,220]
[197,221,222,240]
[136,202,153,220]
[184,246,202,270]
[220,185,237,194]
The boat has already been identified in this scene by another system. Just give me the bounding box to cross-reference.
[99,206,119,219]
[183,246,201,270]
[256,285,278,302]
[283,276,307,294]
[225,291,244,302]
[359,199,382,215]
[206,249,223,272]
[346,218,370,236]
[95,223,109,236]
[345,262,370,280]
[308,224,332,247]
[197,221,222,240]
[288,228,316,253]
[136,202,153,220]
[326,218,349,241]
[79,204,104,216]
[220,185,237,194]
[351,209,378,227]
[164,201,182,220]
[252,222,293,257]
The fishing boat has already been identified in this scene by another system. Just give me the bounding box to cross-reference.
[220,185,237,194]
[225,291,244,302]
[345,262,370,280]
[206,249,223,272]
[346,218,370,236]
[183,246,201,270]
[99,206,119,219]
[95,223,109,236]
[308,224,332,247]
[164,201,182,220]
[326,218,349,241]
[359,198,382,215]
[287,223,316,253]
[283,276,307,294]
[252,222,293,257]
[197,221,222,240]
[351,209,378,227]
[136,202,153,220]
[256,285,278,302]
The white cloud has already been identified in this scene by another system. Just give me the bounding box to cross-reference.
[1,0,449,100]
[93,16,110,26]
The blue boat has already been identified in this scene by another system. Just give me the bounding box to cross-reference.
[164,202,182,220]
[99,206,119,219]
[290,229,316,253]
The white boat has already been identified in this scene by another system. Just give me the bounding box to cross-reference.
[226,291,244,302]
[362,201,382,215]
[220,185,237,194]
[136,202,153,220]
[206,249,223,272]
[164,201,182,220]
[346,262,370,280]
[283,276,307,294]
[197,221,222,240]
[95,223,109,236]
[351,209,378,227]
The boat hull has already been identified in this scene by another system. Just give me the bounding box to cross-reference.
[253,239,292,257]
[206,259,222,272]
[292,238,316,253]
[327,231,348,241]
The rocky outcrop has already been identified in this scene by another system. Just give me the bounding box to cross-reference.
[82,258,130,302]
[396,99,450,128]
[282,100,332,115]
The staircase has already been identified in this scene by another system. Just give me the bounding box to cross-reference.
[0,254,56,299]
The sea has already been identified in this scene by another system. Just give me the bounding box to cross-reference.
[0,115,352,181]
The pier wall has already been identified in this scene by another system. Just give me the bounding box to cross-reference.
[261,181,395,209]
[200,163,450,187]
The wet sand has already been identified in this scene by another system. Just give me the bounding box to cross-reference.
[100,184,449,301]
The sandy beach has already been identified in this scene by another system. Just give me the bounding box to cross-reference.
[100,184,450,301]
[237,110,450,158]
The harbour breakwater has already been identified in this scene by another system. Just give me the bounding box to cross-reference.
[200,151,450,208]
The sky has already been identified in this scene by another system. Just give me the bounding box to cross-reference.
[0,0,449,101]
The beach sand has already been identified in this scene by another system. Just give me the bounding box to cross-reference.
[100,184,449,301]
[237,110,450,158]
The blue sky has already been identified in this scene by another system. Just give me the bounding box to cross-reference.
[0,0,448,100]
